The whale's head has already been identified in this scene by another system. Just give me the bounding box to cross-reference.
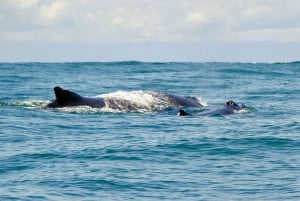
[44,86,82,108]
[226,100,245,111]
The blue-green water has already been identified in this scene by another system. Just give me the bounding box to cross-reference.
[0,62,299,200]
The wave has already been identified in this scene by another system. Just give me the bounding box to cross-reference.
[272,61,300,65]
[156,136,300,157]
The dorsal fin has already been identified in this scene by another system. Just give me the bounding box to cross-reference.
[178,109,191,116]
[54,86,82,106]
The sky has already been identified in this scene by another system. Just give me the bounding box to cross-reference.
[1,0,300,62]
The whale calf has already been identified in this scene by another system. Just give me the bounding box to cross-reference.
[178,100,246,116]
[44,86,204,111]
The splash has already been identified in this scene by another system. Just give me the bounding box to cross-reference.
[0,100,50,108]
[197,97,208,107]
[233,108,251,114]
[98,91,171,112]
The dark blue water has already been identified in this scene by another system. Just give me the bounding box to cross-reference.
[1,62,299,200]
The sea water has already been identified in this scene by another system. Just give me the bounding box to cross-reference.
[0,62,299,200]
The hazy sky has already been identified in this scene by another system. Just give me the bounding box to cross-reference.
[1,0,300,62]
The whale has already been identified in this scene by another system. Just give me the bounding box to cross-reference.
[178,100,245,116]
[44,86,204,111]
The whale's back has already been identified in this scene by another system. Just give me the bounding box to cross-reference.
[99,91,203,111]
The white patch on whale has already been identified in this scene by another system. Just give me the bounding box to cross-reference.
[97,91,205,112]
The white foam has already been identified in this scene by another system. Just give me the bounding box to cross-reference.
[57,106,102,113]
[233,108,250,114]
[98,91,172,112]
[11,100,50,108]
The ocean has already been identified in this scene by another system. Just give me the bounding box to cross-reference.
[0,62,299,200]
